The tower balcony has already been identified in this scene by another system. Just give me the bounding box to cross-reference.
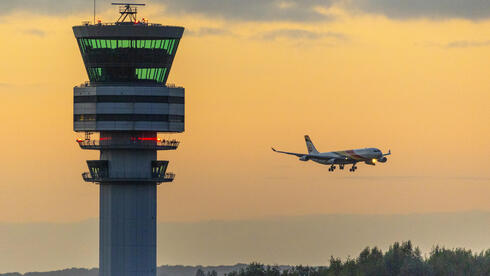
[82,160,175,184]
[76,138,179,150]
[82,172,175,184]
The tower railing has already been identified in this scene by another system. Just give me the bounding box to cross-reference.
[76,81,183,88]
[77,139,180,150]
[82,172,175,183]
[79,21,178,28]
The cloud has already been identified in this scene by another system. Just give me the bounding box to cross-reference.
[186,27,233,37]
[2,0,490,21]
[158,0,490,21]
[186,27,347,43]
[418,40,490,49]
[157,0,337,21]
[347,0,490,20]
[22,28,46,37]
[0,0,92,16]
[0,83,11,93]
[257,29,347,40]
[0,0,338,22]
[445,40,490,48]
[154,0,490,21]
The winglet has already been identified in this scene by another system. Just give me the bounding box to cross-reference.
[384,149,391,156]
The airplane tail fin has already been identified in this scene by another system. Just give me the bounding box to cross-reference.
[304,135,319,154]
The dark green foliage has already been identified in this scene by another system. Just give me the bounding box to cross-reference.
[226,263,282,276]
[196,269,218,276]
[226,241,490,276]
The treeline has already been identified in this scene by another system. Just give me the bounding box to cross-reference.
[218,241,490,276]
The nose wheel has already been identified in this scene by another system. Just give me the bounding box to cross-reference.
[339,164,345,170]
[349,165,358,172]
[328,165,336,172]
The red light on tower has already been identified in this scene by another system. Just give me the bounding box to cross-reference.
[138,137,158,141]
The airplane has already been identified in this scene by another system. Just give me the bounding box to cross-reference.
[272,135,391,172]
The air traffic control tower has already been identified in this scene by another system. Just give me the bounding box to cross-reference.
[73,4,184,276]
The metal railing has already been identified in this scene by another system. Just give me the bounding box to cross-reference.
[163,173,176,182]
[82,172,95,182]
[77,139,180,150]
[78,22,168,27]
[82,172,175,183]
[76,81,183,88]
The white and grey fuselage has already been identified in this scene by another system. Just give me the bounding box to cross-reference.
[272,135,391,171]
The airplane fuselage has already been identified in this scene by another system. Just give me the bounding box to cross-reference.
[309,148,383,165]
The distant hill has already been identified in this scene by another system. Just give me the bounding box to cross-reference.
[0,264,277,276]
[158,264,249,276]
[0,268,98,276]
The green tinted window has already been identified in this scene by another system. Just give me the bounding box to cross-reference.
[135,67,167,83]
[169,40,175,54]
[87,67,104,81]
[78,38,178,84]
[78,38,179,56]
[119,40,129,48]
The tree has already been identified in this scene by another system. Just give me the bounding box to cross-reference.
[196,268,206,276]
[225,242,490,276]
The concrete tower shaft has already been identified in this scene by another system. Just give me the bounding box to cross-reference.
[73,10,185,276]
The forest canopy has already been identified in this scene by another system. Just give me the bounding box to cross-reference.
[217,241,490,276]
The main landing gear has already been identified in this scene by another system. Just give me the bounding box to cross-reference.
[329,164,355,172]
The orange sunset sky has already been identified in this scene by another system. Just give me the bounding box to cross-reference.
[0,0,489,223]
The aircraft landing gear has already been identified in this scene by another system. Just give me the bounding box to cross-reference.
[328,165,336,172]
[349,165,358,172]
[339,165,345,170]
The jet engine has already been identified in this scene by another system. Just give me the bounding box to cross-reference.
[299,156,309,161]
[365,159,376,166]
[377,157,388,163]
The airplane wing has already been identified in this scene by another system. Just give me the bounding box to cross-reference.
[383,150,391,156]
[271,147,306,157]
[272,148,342,161]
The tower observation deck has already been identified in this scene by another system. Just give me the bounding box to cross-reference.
[73,3,185,276]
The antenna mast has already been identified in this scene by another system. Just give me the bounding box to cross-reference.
[112,3,146,23]
[94,0,96,24]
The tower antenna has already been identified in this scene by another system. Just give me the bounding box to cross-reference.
[112,3,146,23]
[93,0,96,24]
